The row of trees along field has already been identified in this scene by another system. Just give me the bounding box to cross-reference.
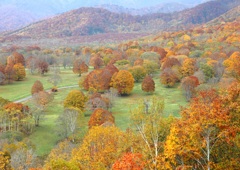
[0,19,239,169]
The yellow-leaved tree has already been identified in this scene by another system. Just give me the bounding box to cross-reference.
[111,70,134,95]
[223,51,240,81]
[71,126,127,169]
[64,90,88,112]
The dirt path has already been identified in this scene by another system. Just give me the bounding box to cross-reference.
[14,85,79,103]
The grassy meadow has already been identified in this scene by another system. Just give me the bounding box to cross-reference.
[1,68,187,156]
[0,68,79,101]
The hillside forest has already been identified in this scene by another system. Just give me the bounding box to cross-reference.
[0,2,240,170]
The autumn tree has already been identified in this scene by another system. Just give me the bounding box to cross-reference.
[111,70,134,95]
[181,76,199,101]
[31,80,44,95]
[12,52,25,65]
[83,65,118,92]
[164,90,238,170]
[88,108,115,129]
[73,59,88,76]
[13,63,26,81]
[160,68,179,87]
[112,153,145,170]
[90,56,104,69]
[83,69,103,91]
[180,58,197,77]
[44,159,78,170]
[4,65,15,84]
[44,140,78,169]
[2,102,31,133]
[38,60,49,75]
[0,151,12,170]
[161,57,181,70]
[7,52,25,66]
[141,75,155,93]
[134,58,144,66]
[129,65,147,82]
[71,126,126,169]
[150,46,167,61]
[64,90,87,112]
[143,60,159,75]
[223,51,240,81]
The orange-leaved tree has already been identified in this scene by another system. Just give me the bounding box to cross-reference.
[88,108,114,129]
[31,80,44,95]
[4,65,15,84]
[181,76,199,101]
[112,152,145,170]
[141,75,155,93]
[83,64,118,92]
[37,60,49,75]
[7,51,25,66]
[73,59,88,76]
[160,68,178,87]
[164,89,238,169]
[111,70,134,95]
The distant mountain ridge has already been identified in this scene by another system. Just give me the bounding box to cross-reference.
[2,0,240,40]
[96,3,190,16]
[0,0,209,32]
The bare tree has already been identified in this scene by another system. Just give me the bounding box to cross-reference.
[31,91,54,126]
[87,97,108,111]
[131,97,172,169]
[57,108,83,139]
[11,148,37,170]
[26,56,38,74]
[48,65,62,91]
[103,88,118,110]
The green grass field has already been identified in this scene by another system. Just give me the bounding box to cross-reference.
[0,68,79,101]
[1,69,187,156]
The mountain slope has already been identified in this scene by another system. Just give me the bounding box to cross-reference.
[0,5,38,32]
[207,5,240,25]
[0,0,210,32]
[3,0,240,39]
